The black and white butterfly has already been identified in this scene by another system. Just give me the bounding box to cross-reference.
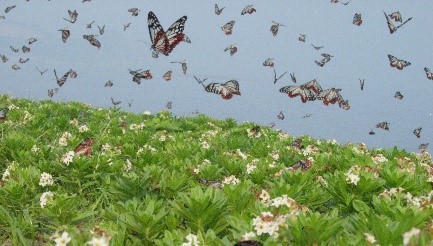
[279,79,321,103]
[123,22,131,31]
[413,127,422,138]
[317,88,346,107]
[59,29,70,43]
[376,121,390,131]
[98,25,105,35]
[263,58,274,67]
[394,91,404,100]
[273,67,288,84]
[63,10,78,23]
[424,67,433,80]
[215,4,225,15]
[54,69,70,87]
[12,64,20,70]
[197,178,222,188]
[224,44,237,56]
[222,20,235,35]
[1,55,8,63]
[22,46,30,53]
[4,5,16,14]
[129,69,152,84]
[36,67,48,76]
[389,12,402,22]
[48,88,59,98]
[148,11,188,58]
[10,46,19,52]
[166,101,172,110]
[277,111,284,120]
[353,13,362,26]
[290,73,296,83]
[359,79,365,90]
[83,35,101,48]
[388,54,411,70]
[419,143,429,151]
[86,21,95,29]
[19,58,29,63]
[203,80,241,100]
[0,107,9,120]
[311,44,324,50]
[298,34,306,42]
[383,11,412,34]
[270,21,285,37]
[28,38,37,45]
[104,80,113,87]
[241,5,256,15]
[111,97,121,106]
[128,8,140,16]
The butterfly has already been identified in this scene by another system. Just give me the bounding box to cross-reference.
[128,8,140,16]
[28,38,37,45]
[204,80,241,100]
[1,55,8,63]
[290,73,296,83]
[388,11,402,22]
[104,80,113,87]
[69,69,77,79]
[48,88,59,98]
[277,111,284,120]
[311,44,324,50]
[197,178,222,188]
[302,113,312,118]
[224,43,237,56]
[263,58,275,67]
[0,107,9,120]
[315,60,326,67]
[383,11,412,34]
[123,22,131,31]
[4,5,16,14]
[171,60,187,74]
[317,88,345,106]
[74,138,95,156]
[288,159,313,172]
[111,97,121,106]
[413,127,422,138]
[166,101,172,110]
[387,54,411,70]
[298,34,306,42]
[148,11,188,58]
[98,25,105,35]
[22,46,30,53]
[291,138,303,150]
[215,4,225,15]
[10,46,19,52]
[12,64,20,70]
[222,20,235,35]
[369,129,375,135]
[424,68,433,80]
[273,67,288,84]
[375,122,390,131]
[19,58,29,63]
[234,240,263,246]
[59,29,70,43]
[241,5,256,15]
[359,79,365,90]
[129,69,152,84]
[36,67,48,76]
[342,0,351,5]
[394,91,404,100]
[419,143,429,151]
[270,21,285,37]
[63,10,78,23]
[86,20,95,29]
[279,79,321,103]
[353,13,362,26]
[83,35,101,48]
[54,69,70,87]
[163,71,172,81]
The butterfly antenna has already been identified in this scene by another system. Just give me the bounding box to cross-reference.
[396,17,412,30]
[54,69,59,80]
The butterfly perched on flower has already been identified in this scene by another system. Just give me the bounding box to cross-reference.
[163,71,172,81]
[353,13,362,26]
[424,67,433,80]
[413,127,422,138]
[376,121,390,131]
[387,54,410,70]
[234,240,263,246]
[263,58,274,67]
[241,5,256,15]
[383,11,412,34]
[270,21,285,37]
[58,29,70,43]
[394,91,404,100]
[63,10,78,23]
[74,138,95,156]
[83,35,101,48]
[0,107,9,120]
[148,11,188,58]
[288,159,313,172]
[215,4,225,15]
[54,69,71,87]
[224,43,237,56]
[204,80,241,100]
[222,20,235,35]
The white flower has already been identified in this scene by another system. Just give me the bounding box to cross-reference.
[302,145,319,156]
[124,159,132,172]
[428,176,433,183]
[241,231,256,241]
[31,145,40,153]
[40,191,54,208]
[58,132,72,146]
[403,227,420,246]
[159,135,167,142]
[181,233,200,246]
[372,154,388,164]
[246,161,257,174]
[86,236,110,246]
[2,166,11,181]
[143,111,152,115]
[192,168,200,174]
[363,232,377,244]
[78,124,89,133]
[271,195,296,208]
[39,172,54,187]
[61,151,75,165]
[52,231,72,246]
[345,170,360,186]
[222,175,240,186]
[236,149,248,160]
[101,143,111,153]
[201,141,210,149]
[202,159,211,165]
[270,151,280,161]
[69,118,79,127]
[278,132,289,140]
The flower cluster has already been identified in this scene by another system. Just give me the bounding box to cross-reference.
[252,212,289,237]
[58,132,72,146]
[222,175,240,186]
[51,231,72,246]
[39,172,54,187]
[378,187,405,199]
[372,153,388,164]
[136,144,157,155]
[31,144,40,153]
[124,159,132,172]
[1,161,17,181]
[78,124,89,133]
[129,122,145,132]
[345,169,360,186]
[246,128,262,138]
[181,233,200,246]
[61,151,75,165]
[405,191,433,209]
[270,151,280,161]
[200,141,210,149]
[40,191,54,208]
[403,227,420,246]
[395,156,416,173]
[363,232,377,244]
[246,159,258,174]
[302,145,319,156]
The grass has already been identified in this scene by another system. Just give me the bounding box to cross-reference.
[0,94,433,246]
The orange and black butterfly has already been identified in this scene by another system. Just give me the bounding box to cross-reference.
[353,13,362,26]
[383,11,412,34]
[54,69,70,87]
[413,127,422,138]
[424,67,433,80]
[74,138,95,156]
[222,20,235,35]
[83,35,101,48]
[241,5,256,15]
[59,29,70,43]
[376,121,390,131]
[288,159,313,172]
[317,88,344,106]
[203,80,241,100]
[387,54,410,70]
[0,107,9,120]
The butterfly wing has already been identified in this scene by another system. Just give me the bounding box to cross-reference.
[384,11,396,34]
[222,21,235,35]
[0,107,9,120]
[165,15,187,53]
[413,127,422,138]
[303,79,322,94]
[220,80,240,99]
[425,67,433,80]
[148,11,168,56]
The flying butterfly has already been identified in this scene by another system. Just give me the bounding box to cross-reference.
[128,8,140,16]
[104,80,113,87]
[10,46,19,52]
[317,88,345,106]
[376,121,390,131]
[394,91,404,100]
[37,67,48,76]
[419,143,429,151]
[22,46,30,53]
[48,88,59,97]
[0,107,9,120]
[424,67,433,80]
[290,73,296,83]
[63,10,78,23]
[279,79,320,103]
[166,101,172,110]
[171,60,187,74]
[359,79,365,90]
[148,11,188,58]
[203,80,241,100]
[163,70,172,81]
[270,21,285,37]
[298,34,306,42]
[54,69,70,87]
[241,5,256,15]
[263,58,274,67]
[291,138,303,150]
[224,43,238,56]
[1,55,8,63]
[129,69,152,84]
[74,138,95,157]
[353,13,362,26]
[215,4,225,15]
[234,240,263,246]
[83,35,101,48]
[59,29,70,43]
[123,22,131,31]
[413,127,422,138]
[86,20,95,29]
[311,44,324,50]
[388,11,402,22]
[19,58,29,63]
[69,69,77,79]
[4,5,16,14]
[272,67,288,84]
[288,159,313,172]
[315,60,326,67]
[12,64,20,70]
[28,38,37,45]
[387,54,410,70]
[222,20,235,35]
[111,97,121,106]
[277,111,284,120]
[0,16,5,20]
[383,11,412,34]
